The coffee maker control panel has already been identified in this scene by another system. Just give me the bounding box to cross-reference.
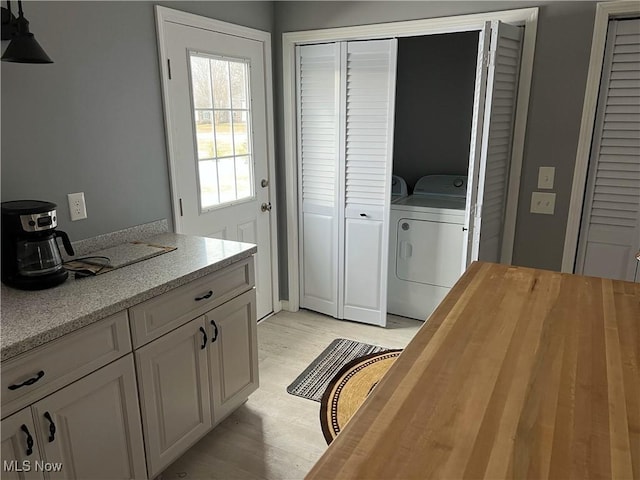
[20,211,57,232]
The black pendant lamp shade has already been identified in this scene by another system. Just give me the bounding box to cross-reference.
[1,1,52,64]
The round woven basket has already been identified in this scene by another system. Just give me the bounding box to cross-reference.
[320,349,402,444]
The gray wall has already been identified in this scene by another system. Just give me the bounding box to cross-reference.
[2,1,599,300]
[1,1,274,242]
[393,32,478,192]
[274,1,598,297]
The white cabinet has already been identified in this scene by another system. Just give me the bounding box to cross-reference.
[1,256,258,480]
[133,262,258,478]
[1,313,145,480]
[207,289,258,424]
[1,408,44,480]
[135,317,212,477]
[31,355,146,480]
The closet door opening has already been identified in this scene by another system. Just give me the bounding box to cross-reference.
[388,20,524,322]
[388,31,478,321]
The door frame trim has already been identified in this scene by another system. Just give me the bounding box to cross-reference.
[283,7,538,311]
[561,0,640,273]
[155,6,281,314]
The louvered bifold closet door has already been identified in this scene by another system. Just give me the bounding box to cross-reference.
[474,21,524,262]
[297,43,342,316]
[576,18,640,282]
[341,39,397,326]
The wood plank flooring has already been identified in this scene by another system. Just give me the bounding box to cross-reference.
[159,309,422,480]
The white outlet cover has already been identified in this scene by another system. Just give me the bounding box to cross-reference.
[67,192,88,221]
[530,192,556,215]
[537,166,555,189]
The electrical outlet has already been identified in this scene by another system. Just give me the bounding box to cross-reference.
[67,192,87,221]
[530,192,556,215]
[537,166,555,189]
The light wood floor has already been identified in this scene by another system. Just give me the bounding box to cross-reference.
[160,309,422,480]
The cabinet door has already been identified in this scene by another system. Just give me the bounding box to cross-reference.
[207,289,258,424]
[135,317,212,478]
[31,355,146,480]
[1,408,44,480]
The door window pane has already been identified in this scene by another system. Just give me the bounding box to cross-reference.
[190,57,212,108]
[233,111,250,156]
[214,110,233,158]
[230,62,248,109]
[235,156,252,199]
[199,160,219,207]
[189,52,254,210]
[211,59,231,109]
[194,111,215,159]
[218,157,236,204]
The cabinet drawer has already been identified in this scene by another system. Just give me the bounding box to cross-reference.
[1,311,131,418]
[130,257,255,348]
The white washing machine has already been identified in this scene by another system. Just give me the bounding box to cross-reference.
[388,175,467,321]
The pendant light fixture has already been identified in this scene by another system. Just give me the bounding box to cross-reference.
[1,0,52,63]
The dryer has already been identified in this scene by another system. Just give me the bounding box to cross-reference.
[388,175,467,320]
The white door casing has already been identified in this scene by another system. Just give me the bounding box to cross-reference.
[575,18,640,281]
[466,21,524,265]
[156,7,278,320]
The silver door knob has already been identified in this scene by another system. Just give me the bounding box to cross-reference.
[261,202,272,212]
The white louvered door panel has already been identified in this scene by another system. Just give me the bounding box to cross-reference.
[297,43,342,316]
[576,19,640,282]
[470,21,523,263]
[342,39,397,326]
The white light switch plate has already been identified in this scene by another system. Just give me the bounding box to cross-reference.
[530,192,556,215]
[537,166,555,189]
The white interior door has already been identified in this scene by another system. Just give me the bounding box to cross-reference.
[466,21,524,265]
[341,39,397,326]
[296,39,396,326]
[297,43,341,317]
[576,18,640,282]
[162,20,273,319]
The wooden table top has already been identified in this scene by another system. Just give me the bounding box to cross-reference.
[306,262,639,479]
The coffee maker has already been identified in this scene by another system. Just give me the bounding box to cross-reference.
[1,200,75,290]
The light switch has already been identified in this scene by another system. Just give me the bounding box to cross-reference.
[537,166,555,189]
[530,192,556,215]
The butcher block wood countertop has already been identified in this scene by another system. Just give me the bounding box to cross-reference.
[306,262,639,480]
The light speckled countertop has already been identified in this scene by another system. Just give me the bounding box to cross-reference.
[0,233,257,361]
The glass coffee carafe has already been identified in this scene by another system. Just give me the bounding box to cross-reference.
[16,233,67,277]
